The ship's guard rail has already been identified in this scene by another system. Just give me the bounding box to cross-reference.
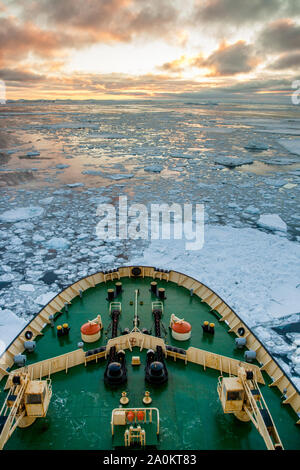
[105,332,166,355]
[5,333,264,389]
[5,349,86,389]
[186,347,264,383]
[0,266,299,422]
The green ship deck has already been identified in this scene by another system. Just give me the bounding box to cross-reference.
[0,267,300,450]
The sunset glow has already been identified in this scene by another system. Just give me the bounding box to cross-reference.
[1,0,300,101]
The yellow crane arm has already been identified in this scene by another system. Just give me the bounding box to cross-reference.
[0,379,27,450]
[242,378,283,450]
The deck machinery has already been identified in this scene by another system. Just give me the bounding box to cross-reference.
[0,372,52,450]
[218,367,283,450]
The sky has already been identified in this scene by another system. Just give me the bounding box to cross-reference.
[0,0,300,101]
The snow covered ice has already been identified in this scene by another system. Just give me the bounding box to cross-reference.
[0,206,44,222]
[257,214,287,232]
[0,99,299,389]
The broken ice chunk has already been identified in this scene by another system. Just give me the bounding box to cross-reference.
[26,151,40,157]
[66,183,85,188]
[55,164,70,169]
[144,165,163,173]
[214,156,254,167]
[257,214,287,232]
[19,284,35,292]
[40,197,54,205]
[45,237,70,250]
[244,141,268,151]
[35,292,58,306]
[0,206,44,222]
[279,138,300,156]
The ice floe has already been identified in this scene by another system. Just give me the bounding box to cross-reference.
[144,165,164,173]
[45,237,70,250]
[279,138,300,156]
[66,183,85,188]
[35,292,58,306]
[214,156,254,167]
[0,206,44,222]
[26,151,40,157]
[257,214,287,232]
[55,164,70,169]
[18,284,35,292]
[132,224,300,327]
[0,309,26,355]
[245,141,269,151]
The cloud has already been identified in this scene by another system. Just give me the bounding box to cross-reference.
[0,68,45,82]
[158,56,188,73]
[258,18,300,52]
[193,0,283,25]
[0,17,78,67]
[269,51,300,70]
[16,0,182,42]
[192,0,300,27]
[0,1,186,71]
[5,65,296,102]
[192,41,260,76]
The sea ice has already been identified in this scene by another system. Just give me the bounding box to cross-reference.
[0,309,26,355]
[169,151,195,159]
[131,224,300,326]
[0,206,44,222]
[0,273,15,282]
[98,132,125,139]
[279,138,300,156]
[214,156,254,167]
[244,206,260,215]
[109,174,134,180]
[18,284,35,292]
[33,234,46,242]
[267,158,298,165]
[40,197,54,205]
[44,122,99,130]
[55,164,70,169]
[45,237,70,250]
[244,141,268,151]
[66,183,85,188]
[35,292,58,306]
[101,254,116,264]
[26,151,40,157]
[13,221,34,230]
[257,214,287,232]
[144,165,163,173]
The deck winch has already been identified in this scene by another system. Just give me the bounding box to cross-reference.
[145,347,168,385]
